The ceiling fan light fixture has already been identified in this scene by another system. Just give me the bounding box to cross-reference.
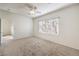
[30,10,35,15]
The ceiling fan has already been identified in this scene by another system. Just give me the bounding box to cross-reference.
[24,3,41,15]
[7,3,41,16]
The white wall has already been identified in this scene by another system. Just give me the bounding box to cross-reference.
[0,9,33,39]
[9,14,33,39]
[0,10,12,36]
[2,18,12,36]
[33,4,79,50]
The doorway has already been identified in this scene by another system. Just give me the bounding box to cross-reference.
[1,18,14,45]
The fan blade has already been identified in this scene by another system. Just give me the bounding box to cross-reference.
[36,11,41,13]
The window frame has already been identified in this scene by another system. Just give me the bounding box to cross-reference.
[38,17,59,35]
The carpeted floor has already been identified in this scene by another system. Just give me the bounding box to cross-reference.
[1,35,13,46]
[0,36,79,56]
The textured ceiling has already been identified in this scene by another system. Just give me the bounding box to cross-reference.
[0,3,72,18]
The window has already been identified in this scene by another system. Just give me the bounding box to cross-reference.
[39,17,59,35]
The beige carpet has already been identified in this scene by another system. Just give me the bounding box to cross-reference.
[0,36,79,56]
[2,35,13,46]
